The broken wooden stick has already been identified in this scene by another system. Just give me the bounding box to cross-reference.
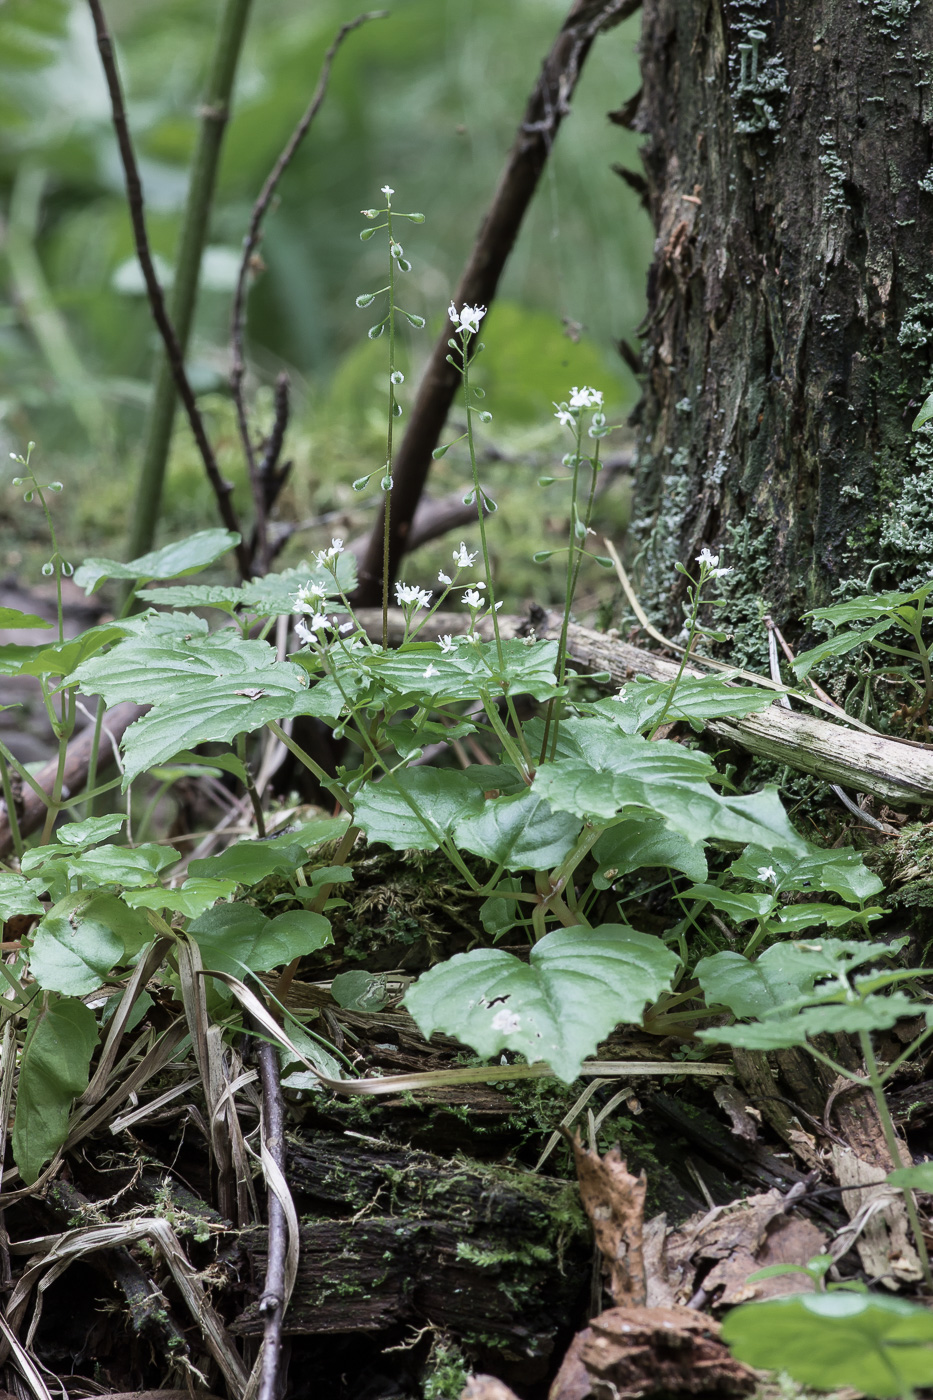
[355,607,933,808]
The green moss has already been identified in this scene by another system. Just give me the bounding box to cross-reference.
[422,1337,471,1400]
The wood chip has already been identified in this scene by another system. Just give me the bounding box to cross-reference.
[581,1306,757,1398]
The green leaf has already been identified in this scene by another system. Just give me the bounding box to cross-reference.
[12,994,97,1184]
[729,844,884,902]
[405,924,680,1083]
[791,620,893,679]
[63,843,178,888]
[589,674,776,734]
[0,872,45,920]
[806,588,930,625]
[591,817,708,885]
[453,788,582,871]
[353,766,515,850]
[124,878,238,919]
[16,625,126,679]
[56,813,127,848]
[74,529,240,594]
[700,991,924,1050]
[772,902,881,932]
[188,903,332,978]
[74,621,313,785]
[887,1162,933,1191]
[913,389,933,431]
[683,884,776,923]
[136,585,245,614]
[722,1291,933,1397]
[331,969,388,1012]
[0,606,51,629]
[29,892,130,994]
[241,556,357,613]
[696,946,825,1019]
[188,839,310,886]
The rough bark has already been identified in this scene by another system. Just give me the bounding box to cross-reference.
[630,0,933,650]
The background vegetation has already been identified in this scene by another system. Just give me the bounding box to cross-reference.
[1,0,651,605]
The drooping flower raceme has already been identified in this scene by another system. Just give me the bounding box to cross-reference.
[449,302,487,336]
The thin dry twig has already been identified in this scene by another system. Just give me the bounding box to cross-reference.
[354,0,641,605]
[254,1037,293,1400]
[230,10,387,572]
[86,0,250,577]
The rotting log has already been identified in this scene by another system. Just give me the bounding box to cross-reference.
[232,1132,590,1365]
[355,608,933,808]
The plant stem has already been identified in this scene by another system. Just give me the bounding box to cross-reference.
[859,1029,933,1293]
[649,577,704,740]
[462,345,503,669]
[118,0,254,565]
[382,203,398,648]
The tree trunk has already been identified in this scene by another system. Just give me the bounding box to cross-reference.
[629,0,933,655]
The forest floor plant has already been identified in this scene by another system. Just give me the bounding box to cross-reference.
[2,192,933,1399]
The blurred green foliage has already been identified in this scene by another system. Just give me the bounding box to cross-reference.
[0,0,650,606]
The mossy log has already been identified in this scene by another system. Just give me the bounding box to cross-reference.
[358,607,933,808]
[232,1132,591,1363]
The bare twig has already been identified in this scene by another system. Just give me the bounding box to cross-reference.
[86,0,251,578]
[353,0,641,605]
[230,10,387,574]
[256,1038,289,1400]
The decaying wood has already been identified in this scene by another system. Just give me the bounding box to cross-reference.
[580,1306,756,1399]
[355,607,933,807]
[233,1132,590,1360]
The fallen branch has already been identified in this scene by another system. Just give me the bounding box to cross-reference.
[354,607,933,807]
[0,702,144,859]
[353,0,640,604]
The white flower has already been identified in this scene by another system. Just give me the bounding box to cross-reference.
[338,621,355,634]
[757,865,778,885]
[391,370,405,385]
[554,406,575,429]
[381,184,394,196]
[395,581,433,610]
[463,588,483,609]
[696,545,733,579]
[314,536,344,567]
[449,302,487,335]
[294,581,328,612]
[294,619,315,646]
[438,571,452,586]
[453,542,478,568]
[308,612,331,631]
[438,634,454,653]
[423,664,440,678]
[569,386,603,409]
[616,686,628,701]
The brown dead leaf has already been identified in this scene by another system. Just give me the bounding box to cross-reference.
[459,1377,522,1400]
[571,1134,647,1306]
[662,1188,827,1305]
[581,1305,757,1398]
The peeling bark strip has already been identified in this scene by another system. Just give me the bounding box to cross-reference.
[631,0,933,629]
[353,0,640,605]
[356,607,933,805]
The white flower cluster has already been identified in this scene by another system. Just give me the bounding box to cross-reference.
[314,537,344,568]
[554,385,603,428]
[448,302,486,336]
[695,546,733,579]
[395,581,433,610]
[438,541,479,586]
